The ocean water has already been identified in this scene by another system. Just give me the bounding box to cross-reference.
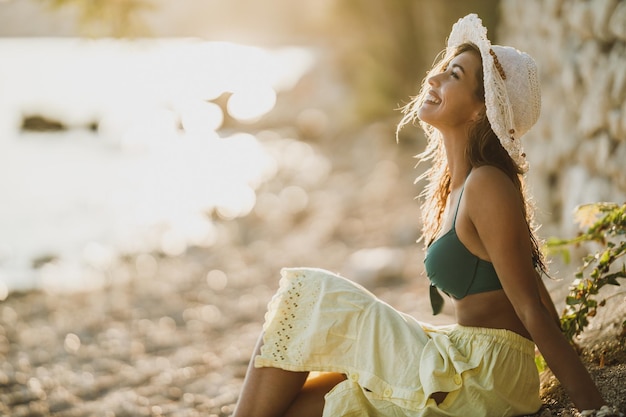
[0,38,314,295]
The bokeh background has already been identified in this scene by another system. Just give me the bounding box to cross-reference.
[0,0,505,296]
[0,0,624,416]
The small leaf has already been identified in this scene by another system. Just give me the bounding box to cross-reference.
[534,354,547,373]
[574,203,604,229]
[599,249,611,264]
[566,296,582,305]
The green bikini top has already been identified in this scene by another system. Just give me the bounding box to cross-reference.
[424,186,503,315]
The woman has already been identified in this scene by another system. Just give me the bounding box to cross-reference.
[232,14,622,417]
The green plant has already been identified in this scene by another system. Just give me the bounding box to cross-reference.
[546,202,626,344]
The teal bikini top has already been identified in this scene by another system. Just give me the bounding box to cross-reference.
[424,186,502,314]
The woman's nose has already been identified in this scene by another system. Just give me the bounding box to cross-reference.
[428,73,440,86]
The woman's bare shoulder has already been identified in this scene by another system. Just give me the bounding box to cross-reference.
[463,165,525,228]
[467,165,512,185]
[466,166,518,200]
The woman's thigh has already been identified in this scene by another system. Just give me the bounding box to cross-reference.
[285,372,347,417]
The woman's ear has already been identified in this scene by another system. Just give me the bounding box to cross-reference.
[472,105,486,122]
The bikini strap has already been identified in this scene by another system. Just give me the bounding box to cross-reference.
[452,185,465,224]
[453,170,472,223]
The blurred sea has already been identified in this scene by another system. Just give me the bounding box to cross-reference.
[0,38,314,295]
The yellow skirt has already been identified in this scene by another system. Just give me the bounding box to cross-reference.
[255,267,541,417]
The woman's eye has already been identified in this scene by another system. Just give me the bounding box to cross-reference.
[451,71,459,79]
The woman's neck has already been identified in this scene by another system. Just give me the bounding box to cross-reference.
[442,133,471,190]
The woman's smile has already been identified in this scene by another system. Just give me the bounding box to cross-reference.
[424,90,442,105]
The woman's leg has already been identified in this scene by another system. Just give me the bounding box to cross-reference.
[284,372,347,417]
[232,334,345,417]
[232,334,308,417]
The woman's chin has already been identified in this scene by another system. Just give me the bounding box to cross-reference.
[416,108,429,123]
[417,110,436,128]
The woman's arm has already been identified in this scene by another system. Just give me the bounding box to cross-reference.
[535,272,561,328]
[465,166,606,411]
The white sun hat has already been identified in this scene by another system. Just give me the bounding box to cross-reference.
[446,13,541,172]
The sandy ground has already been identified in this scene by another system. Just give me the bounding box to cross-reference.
[2,60,625,416]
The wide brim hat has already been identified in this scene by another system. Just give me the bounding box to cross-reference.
[446,14,541,172]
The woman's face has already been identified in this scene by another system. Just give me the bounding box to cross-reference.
[418,50,485,133]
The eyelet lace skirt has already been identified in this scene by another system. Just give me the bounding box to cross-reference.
[255,267,541,417]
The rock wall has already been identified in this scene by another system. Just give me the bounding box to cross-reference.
[499,0,626,236]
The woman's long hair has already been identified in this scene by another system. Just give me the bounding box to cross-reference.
[397,43,547,274]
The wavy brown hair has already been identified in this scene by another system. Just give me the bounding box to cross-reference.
[397,43,547,274]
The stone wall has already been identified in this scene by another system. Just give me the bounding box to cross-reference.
[499,0,626,236]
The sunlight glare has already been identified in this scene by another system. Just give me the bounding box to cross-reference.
[40,261,106,293]
[82,242,115,270]
[215,185,257,220]
[179,100,224,133]
[0,38,315,293]
[160,229,187,257]
[227,85,277,123]
[118,107,178,153]
[176,214,218,248]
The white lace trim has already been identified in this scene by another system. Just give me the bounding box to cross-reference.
[260,269,319,366]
